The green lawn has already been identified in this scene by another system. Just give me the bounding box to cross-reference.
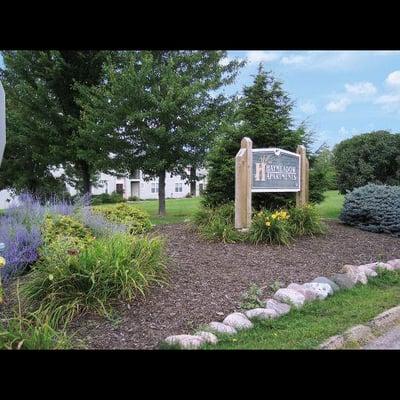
[95,190,344,226]
[200,270,400,350]
[104,197,202,225]
[316,190,344,219]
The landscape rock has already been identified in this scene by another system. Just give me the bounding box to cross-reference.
[319,334,345,350]
[164,334,204,349]
[367,305,400,333]
[265,299,291,316]
[273,288,305,308]
[245,308,278,320]
[341,264,368,284]
[357,265,378,277]
[387,259,400,270]
[331,273,356,289]
[343,325,375,345]
[223,312,253,330]
[208,322,237,335]
[287,283,319,301]
[195,331,218,345]
[361,262,394,271]
[312,276,340,292]
[302,282,333,299]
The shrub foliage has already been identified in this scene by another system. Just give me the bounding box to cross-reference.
[92,203,152,234]
[340,183,400,236]
[333,131,400,194]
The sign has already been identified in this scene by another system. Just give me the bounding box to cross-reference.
[234,137,309,230]
[0,82,5,166]
[252,148,300,192]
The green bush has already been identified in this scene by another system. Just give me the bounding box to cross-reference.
[21,233,167,327]
[194,203,243,243]
[248,209,292,245]
[288,204,326,236]
[340,183,400,236]
[128,196,139,202]
[41,214,95,251]
[91,192,126,205]
[92,203,152,234]
[333,131,400,194]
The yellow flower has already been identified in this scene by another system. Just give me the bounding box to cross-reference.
[265,221,271,227]
[0,256,6,268]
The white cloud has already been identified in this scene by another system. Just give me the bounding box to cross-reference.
[246,51,280,64]
[345,81,377,96]
[386,70,400,87]
[326,98,351,112]
[299,100,317,115]
[281,55,307,65]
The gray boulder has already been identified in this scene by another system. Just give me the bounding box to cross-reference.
[164,334,204,349]
[208,322,237,335]
[386,259,400,270]
[265,299,291,316]
[245,308,278,320]
[273,288,305,308]
[287,283,319,301]
[195,331,218,345]
[223,312,253,330]
[302,282,333,299]
[331,273,356,289]
[312,276,340,292]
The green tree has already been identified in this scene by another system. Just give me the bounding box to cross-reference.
[80,51,243,216]
[0,50,121,197]
[203,65,315,210]
[333,131,400,194]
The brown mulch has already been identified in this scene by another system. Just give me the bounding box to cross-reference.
[61,220,399,349]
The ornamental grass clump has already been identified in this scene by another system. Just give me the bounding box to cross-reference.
[288,204,326,236]
[193,203,243,243]
[248,209,292,245]
[21,233,167,327]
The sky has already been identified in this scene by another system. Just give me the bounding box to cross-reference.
[221,50,400,150]
[1,50,400,151]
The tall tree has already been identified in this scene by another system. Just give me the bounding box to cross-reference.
[80,51,243,216]
[0,50,120,197]
[204,65,314,209]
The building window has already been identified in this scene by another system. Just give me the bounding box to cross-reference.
[175,183,183,192]
[151,182,159,193]
[199,183,204,195]
[116,183,124,194]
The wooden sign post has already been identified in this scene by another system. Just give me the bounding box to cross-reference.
[235,138,309,230]
[295,145,309,207]
[234,137,252,230]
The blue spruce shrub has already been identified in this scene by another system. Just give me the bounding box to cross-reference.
[340,183,400,236]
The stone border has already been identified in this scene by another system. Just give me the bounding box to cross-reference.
[161,259,400,349]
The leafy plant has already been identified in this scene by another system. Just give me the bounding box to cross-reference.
[92,203,152,234]
[288,204,326,236]
[248,209,292,245]
[21,233,167,327]
[239,284,264,310]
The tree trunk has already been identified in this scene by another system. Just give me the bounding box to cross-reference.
[79,160,91,195]
[190,166,197,197]
[158,169,166,217]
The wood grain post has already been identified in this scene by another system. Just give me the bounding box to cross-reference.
[235,137,252,230]
[295,145,309,207]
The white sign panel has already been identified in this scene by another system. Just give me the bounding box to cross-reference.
[0,81,5,166]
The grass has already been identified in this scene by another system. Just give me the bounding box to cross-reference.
[97,197,202,225]
[96,191,343,226]
[316,190,344,219]
[201,270,400,350]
